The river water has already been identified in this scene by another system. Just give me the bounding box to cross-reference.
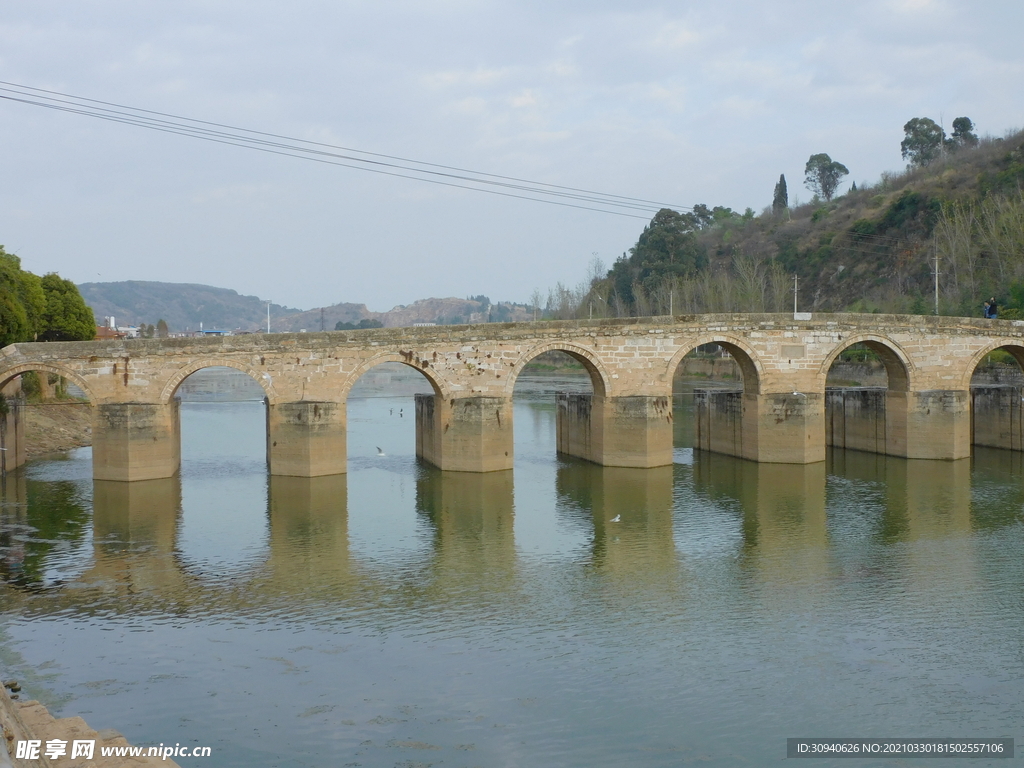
[1,366,1022,767]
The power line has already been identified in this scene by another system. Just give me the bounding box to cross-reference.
[0,80,693,220]
[2,92,656,219]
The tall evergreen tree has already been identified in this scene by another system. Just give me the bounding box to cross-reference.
[605,208,707,311]
[772,174,788,215]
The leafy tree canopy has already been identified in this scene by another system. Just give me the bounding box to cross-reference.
[948,116,979,150]
[606,208,708,307]
[0,249,31,348]
[39,273,96,342]
[0,245,95,346]
[804,153,849,202]
[901,117,945,166]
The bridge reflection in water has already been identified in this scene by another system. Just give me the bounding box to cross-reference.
[4,428,1024,767]
[2,448,1018,619]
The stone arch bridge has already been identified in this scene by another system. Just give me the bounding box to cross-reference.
[1,313,1020,481]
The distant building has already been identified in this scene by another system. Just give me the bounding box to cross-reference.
[413,322,437,327]
[95,325,125,340]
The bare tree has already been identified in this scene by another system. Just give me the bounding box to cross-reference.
[631,281,651,317]
[733,255,766,312]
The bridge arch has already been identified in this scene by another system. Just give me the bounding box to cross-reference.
[664,335,764,395]
[0,362,97,402]
[504,341,610,398]
[959,340,1024,391]
[338,353,451,401]
[817,334,914,392]
[161,359,279,404]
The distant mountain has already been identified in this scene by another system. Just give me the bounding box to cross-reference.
[78,281,534,333]
[277,296,532,331]
[78,281,303,332]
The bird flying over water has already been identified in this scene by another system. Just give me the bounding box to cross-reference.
[376,447,385,456]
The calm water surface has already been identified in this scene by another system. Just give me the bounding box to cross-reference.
[1,367,1023,767]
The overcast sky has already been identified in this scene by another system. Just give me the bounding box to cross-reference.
[1,0,1021,312]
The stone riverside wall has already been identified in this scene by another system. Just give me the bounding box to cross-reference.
[1,679,180,767]
[2,312,1024,475]
[971,385,1024,451]
[825,388,888,454]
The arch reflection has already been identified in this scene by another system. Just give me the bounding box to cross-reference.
[265,474,351,589]
[693,452,828,582]
[89,477,187,597]
[556,461,676,577]
[416,468,515,584]
[827,450,971,542]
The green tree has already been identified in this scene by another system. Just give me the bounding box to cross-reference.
[772,174,788,215]
[18,271,46,339]
[0,248,31,347]
[39,273,95,341]
[804,154,849,202]
[947,116,979,150]
[691,204,714,229]
[156,319,169,337]
[901,117,945,166]
[335,318,384,331]
[607,208,707,309]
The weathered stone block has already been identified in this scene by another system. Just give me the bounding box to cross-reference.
[93,402,180,481]
[266,401,346,477]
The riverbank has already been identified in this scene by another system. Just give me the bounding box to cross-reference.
[1,678,180,767]
[21,402,92,459]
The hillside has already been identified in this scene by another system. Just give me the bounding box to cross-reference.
[586,126,1024,319]
[277,296,531,331]
[78,281,303,332]
[78,281,533,333]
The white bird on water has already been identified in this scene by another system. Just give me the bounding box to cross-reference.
[610,514,621,523]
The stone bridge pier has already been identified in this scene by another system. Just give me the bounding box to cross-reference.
[1,313,1022,480]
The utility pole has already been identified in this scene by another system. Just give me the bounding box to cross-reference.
[933,250,941,315]
[321,307,325,332]
[266,300,271,334]
[793,274,799,314]
[669,289,673,317]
